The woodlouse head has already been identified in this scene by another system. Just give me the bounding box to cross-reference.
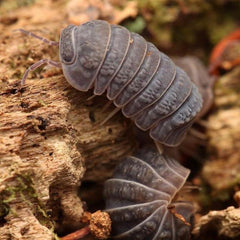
[59,20,111,92]
[104,147,194,239]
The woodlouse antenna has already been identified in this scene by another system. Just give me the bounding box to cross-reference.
[13,28,59,46]
[21,59,62,85]
[14,28,61,86]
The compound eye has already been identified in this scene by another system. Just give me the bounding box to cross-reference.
[59,25,76,64]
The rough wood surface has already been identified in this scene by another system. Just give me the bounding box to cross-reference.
[193,207,240,240]
[0,1,136,238]
[0,76,135,239]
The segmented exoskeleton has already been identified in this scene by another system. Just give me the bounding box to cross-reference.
[104,147,194,240]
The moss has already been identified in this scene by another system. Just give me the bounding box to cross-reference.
[1,174,54,230]
[38,99,47,106]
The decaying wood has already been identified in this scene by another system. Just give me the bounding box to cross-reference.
[193,207,240,240]
[0,74,135,239]
[0,5,136,238]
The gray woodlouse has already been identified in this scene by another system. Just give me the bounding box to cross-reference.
[20,20,203,147]
[104,146,194,240]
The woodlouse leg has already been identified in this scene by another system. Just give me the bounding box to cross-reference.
[154,140,164,154]
[188,128,208,140]
[180,184,200,193]
[21,59,62,85]
[100,107,120,125]
[101,100,113,113]
[13,28,59,46]
[86,95,97,101]
[196,119,212,129]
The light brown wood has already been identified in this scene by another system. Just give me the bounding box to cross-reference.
[0,11,136,239]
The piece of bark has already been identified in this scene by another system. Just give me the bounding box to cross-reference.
[193,206,240,240]
[0,69,135,240]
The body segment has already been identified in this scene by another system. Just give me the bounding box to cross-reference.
[104,147,194,239]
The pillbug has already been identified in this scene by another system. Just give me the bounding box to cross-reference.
[19,20,203,147]
[104,146,194,240]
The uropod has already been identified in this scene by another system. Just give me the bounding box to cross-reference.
[19,20,203,147]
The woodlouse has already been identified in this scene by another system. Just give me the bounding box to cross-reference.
[104,146,194,240]
[20,20,203,147]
